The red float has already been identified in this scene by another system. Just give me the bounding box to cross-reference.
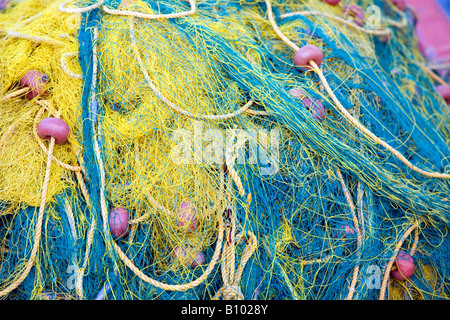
[293,45,323,70]
[390,250,415,281]
[19,70,49,100]
[176,201,197,233]
[109,207,129,238]
[37,118,70,145]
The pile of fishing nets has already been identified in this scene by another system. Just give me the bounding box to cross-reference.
[1,0,450,300]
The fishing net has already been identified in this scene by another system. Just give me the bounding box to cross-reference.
[1,0,450,300]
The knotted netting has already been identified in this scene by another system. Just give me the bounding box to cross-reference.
[1,0,450,300]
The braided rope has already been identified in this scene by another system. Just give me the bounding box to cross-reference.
[73,164,96,300]
[130,19,255,121]
[64,198,83,299]
[336,169,362,300]
[0,123,18,155]
[61,52,84,79]
[65,198,78,242]
[379,222,420,300]
[0,206,14,217]
[265,0,299,52]
[1,87,29,101]
[227,165,252,204]
[128,196,168,225]
[213,208,258,300]
[33,101,82,172]
[58,0,104,13]
[419,63,448,87]
[87,25,227,291]
[0,137,55,297]
[266,0,450,179]
[99,145,241,292]
[103,0,196,20]
[76,216,96,299]
[310,60,450,179]
[111,221,224,291]
[280,10,391,37]
[385,0,409,29]
[5,30,65,46]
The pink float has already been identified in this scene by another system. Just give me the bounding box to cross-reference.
[37,117,70,145]
[19,70,49,100]
[294,45,323,70]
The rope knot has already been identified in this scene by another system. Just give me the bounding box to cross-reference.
[212,208,258,300]
[223,284,244,300]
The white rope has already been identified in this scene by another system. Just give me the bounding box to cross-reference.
[5,30,64,46]
[61,52,84,79]
[103,0,196,20]
[59,0,104,13]
[129,19,254,120]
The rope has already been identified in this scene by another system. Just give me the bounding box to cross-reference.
[12,12,43,29]
[213,208,258,300]
[58,0,104,13]
[357,181,366,240]
[1,87,29,101]
[33,101,82,172]
[279,10,391,37]
[64,198,82,299]
[336,169,362,300]
[61,52,84,79]
[0,206,14,217]
[264,0,450,179]
[131,17,252,202]
[301,256,331,265]
[419,63,448,86]
[129,19,255,121]
[0,137,55,297]
[385,0,409,29]
[88,25,228,292]
[103,0,196,20]
[310,60,450,179]
[76,214,96,299]
[95,133,253,294]
[379,222,420,300]
[73,159,96,300]
[129,143,174,227]
[5,30,65,46]
[226,165,252,204]
[426,62,450,71]
[110,217,225,291]
[264,0,299,52]
[65,198,78,242]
